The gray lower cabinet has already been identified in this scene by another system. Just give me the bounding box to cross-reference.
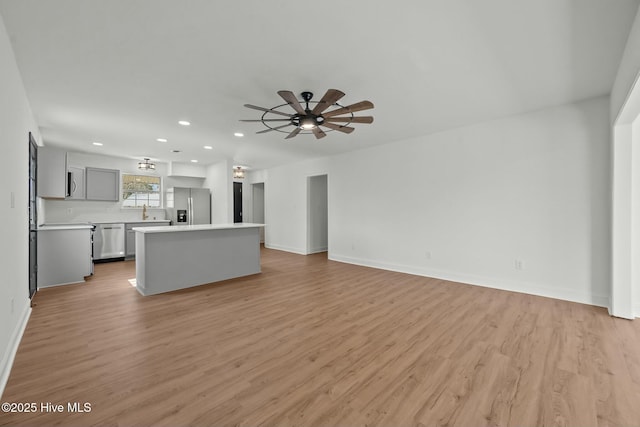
[86,167,119,201]
[37,227,93,287]
[125,222,170,258]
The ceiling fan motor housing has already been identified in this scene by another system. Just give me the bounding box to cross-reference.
[301,91,314,103]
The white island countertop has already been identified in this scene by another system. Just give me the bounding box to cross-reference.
[132,223,264,234]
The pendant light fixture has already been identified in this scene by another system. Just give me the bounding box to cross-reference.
[233,166,245,179]
[138,158,156,171]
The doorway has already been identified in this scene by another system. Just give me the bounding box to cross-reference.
[28,132,37,299]
[233,182,243,223]
[612,77,640,319]
[307,174,328,254]
[252,182,265,243]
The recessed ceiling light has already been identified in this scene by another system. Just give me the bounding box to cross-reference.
[234,132,244,137]
[203,145,213,150]
[92,142,103,146]
[156,138,167,142]
[191,159,198,163]
[178,120,191,126]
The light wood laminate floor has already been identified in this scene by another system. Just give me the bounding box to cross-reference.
[1,248,639,426]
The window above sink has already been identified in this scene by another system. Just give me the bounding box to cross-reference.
[122,174,162,208]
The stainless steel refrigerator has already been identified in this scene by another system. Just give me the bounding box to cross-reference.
[166,187,211,225]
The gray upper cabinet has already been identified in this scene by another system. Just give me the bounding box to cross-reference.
[37,146,67,199]
[67,166,85,200]
[85,167,120,201]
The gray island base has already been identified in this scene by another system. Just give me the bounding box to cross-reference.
[133,223,265,296]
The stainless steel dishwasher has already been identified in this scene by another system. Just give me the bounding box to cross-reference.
[93,223,125,261]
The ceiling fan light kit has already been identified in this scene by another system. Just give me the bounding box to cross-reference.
[241,89,374,139]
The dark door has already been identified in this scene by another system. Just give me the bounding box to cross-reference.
[28,133,38,299]
[233,182,243,223]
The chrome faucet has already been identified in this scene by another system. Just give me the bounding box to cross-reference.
[142,204,149,220]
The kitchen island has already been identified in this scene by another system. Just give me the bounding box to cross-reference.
[133,223,264,296]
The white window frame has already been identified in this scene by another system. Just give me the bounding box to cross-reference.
[121,173,163,208]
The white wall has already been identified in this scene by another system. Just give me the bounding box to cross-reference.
[204,159,233,224]
[0,14,40,397]
[43,151,204,223]
[264,97,611,307]
[264,157,330,254]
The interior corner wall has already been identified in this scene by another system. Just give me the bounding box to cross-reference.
[0,14,39,397]
[204,160,233,224]
[263,158,330,254]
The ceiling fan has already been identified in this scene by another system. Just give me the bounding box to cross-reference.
[241,89,374,139]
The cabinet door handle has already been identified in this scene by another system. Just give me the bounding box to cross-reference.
[66,172,72,197]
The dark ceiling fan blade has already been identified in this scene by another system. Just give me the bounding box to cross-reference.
[312,127,327,139]
[311,89,346,115]
[322,101,374,118]
[324,116,374,124]
[240,119,292,122]
[277,90,306,115]
[256,123,293,134]
[244,104,293,118]
[285,128,301,139]
[321,122,355,134]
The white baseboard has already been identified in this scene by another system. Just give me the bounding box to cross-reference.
[329,253,610,309]
[38,280,85,289]
[308,246,328,254]
[264,243,307,255]
[0,304,31,399]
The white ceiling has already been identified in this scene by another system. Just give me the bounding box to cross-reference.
[1,0,638,170]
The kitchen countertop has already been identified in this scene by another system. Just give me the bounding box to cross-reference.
[37,224,94,231]
[38,219,171,230]
[92,220,171,224]
[132,223,264,234]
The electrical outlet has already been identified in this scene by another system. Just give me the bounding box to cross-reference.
[515,259,524,270]
[67,208,73,215]
[425,251,432,260]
